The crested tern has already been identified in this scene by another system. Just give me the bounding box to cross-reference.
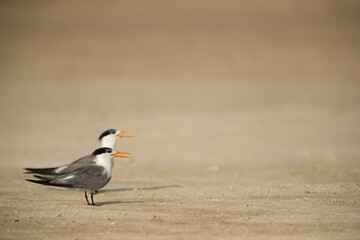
[24,129,134,175]
[26,147,129,205]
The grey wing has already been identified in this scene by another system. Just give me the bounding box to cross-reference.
[56,154,95,174]
[51,165,110,191]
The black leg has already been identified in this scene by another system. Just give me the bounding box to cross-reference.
[85,191,90,205]
[91,192,95,205]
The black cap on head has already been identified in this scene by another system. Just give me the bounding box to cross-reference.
[98,129,117,141]
[92,147,113,155]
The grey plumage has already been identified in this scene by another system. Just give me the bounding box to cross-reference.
[24,154,96,175]
[27,165,111,192]
[25,147,131,205]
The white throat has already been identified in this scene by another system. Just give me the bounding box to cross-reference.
[101,136,117,149]
[95,154,113,177]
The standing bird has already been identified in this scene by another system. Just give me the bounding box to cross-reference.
[26,147,129,205]
[24,129,134,175]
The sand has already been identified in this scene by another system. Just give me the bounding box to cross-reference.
[0,1,359,239]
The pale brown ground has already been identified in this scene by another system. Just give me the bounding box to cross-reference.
[0,1,360,239]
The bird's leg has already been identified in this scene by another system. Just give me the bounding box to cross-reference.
[91,192,95,206]
[85,191,90,205]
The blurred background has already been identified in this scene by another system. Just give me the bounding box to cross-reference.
[0,1,359,173]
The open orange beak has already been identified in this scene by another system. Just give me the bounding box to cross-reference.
[116,130,135,138]
[111,151,132,158]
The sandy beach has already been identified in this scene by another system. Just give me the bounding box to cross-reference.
[0,1,359,239]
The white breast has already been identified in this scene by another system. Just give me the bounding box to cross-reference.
[94,154,113,177]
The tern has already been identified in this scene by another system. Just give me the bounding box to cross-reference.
[26,147,129,205]
[24,129,134,175]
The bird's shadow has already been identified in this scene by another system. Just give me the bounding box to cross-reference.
[96,200,145,205]
[99,184,183,193]
[95,185,183,206]
[47,185,183,206]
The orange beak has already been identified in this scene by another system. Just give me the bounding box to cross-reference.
[116,130,135,138]
[111,151,132,158]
